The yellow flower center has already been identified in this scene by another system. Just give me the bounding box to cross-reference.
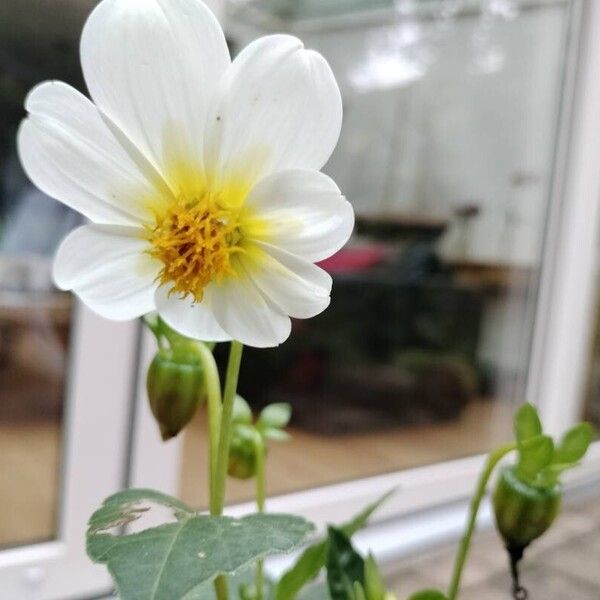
[146,192,245,303]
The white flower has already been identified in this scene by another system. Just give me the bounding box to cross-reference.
[17,0,353,348]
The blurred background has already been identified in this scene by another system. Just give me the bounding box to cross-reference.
[2,0,600,598]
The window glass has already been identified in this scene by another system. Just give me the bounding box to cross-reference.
[180,0,573,507]
[0,0,89,547]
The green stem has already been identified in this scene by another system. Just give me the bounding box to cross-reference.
[213,341,244,600]
[213,340,244,513]
[214,574,229,600]
[253,433,267,600]
[193,341,222,515]
[447,442,517,600]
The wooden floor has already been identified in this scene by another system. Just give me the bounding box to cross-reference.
[179,400,514,508]
[0,420,61,547]
[0,399,513,547]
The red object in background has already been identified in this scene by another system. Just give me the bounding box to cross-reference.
[317,246,388,274]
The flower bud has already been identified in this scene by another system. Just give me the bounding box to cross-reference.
[228,425,259,480]
[146,348,205,441]
[493,465,561,551]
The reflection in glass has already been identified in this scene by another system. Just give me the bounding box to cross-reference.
[180,0,572,508]
[0,0,90,547]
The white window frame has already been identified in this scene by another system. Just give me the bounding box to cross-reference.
[0,305,140,600]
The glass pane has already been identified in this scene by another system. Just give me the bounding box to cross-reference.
[0,1,86,547]
[176,0,575,507]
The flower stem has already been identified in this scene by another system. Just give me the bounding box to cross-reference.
[193,341,222,515]
[213,340,244,513]
[447,442,517,600]
[253,433,267,600]
[212,340,244,600]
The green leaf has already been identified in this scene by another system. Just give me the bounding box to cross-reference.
[326,527,365,600]
[233,395,253,424]
[407,591,449,600]
[263,428,291,442]
[274,490,394,600]
[514,403,542,444]
[535,462,575,487]
[517,435,554,483]
[553,423,593,465]
[86,489,314,600]
[258,403,292,429]
[353,582,367,600]
[363,554,386,600]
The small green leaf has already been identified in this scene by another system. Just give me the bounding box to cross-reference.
[326,527,365,600]
[274,490,395,600]
[87,489,314,600]
[517,435,554,483]
[363,554,386,600]
[514,403,542,444]
[258,403,292,429]
[553,423,593,465]
[353,582,367,600]
[263,428,291,442]
[407,591,448,600]
[535,462,576,488]
[233,395,253,424]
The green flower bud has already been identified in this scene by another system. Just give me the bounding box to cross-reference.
[146,348,205,441]
[228,424,260,480]
[493,465,561,551]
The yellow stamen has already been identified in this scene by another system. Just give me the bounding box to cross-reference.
[146,192,245,303]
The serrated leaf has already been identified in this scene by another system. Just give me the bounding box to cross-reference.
[86,489,314,600]
[553,423,593,465]
[517,435,554,483]
[258,403,292,429]
[274,490,394,600]
[514,403,542,444]
[407,591,448,600]
[233,395,253,424]
[326,527,365,600]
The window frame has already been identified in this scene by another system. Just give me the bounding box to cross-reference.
[0,305,139,600]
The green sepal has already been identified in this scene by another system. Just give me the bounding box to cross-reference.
[258,403,292,430]
[233,394,253,424]
[493,465,561,550]
[553,423,593,465]
[516,434,554,484]
[146,348,205,441]
[263,428,291,441]
[326,527,365,600]
[514,403,542,444]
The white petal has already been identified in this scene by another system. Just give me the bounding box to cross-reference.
[155,285,230,342]
[81,0,230,184]
[18,81,162,225]
[204,35,342,186]
[207,271,291,348]
[243,242,332,319]
[245,169,354,262]
[53,224,158,320]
